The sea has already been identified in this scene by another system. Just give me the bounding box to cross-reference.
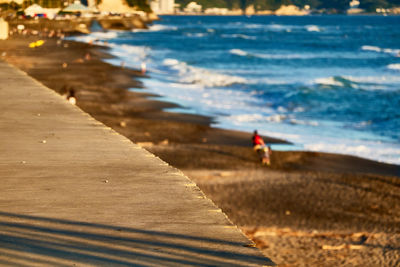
[73,15,400,165]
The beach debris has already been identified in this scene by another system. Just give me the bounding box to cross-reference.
[41,140,47,144]
[159,139,169,145]
[202,137,207,143]
[37,113,41,116]
[64,43,69,48]
[137,142,153,147]
[119,121,127,127]
[285,210,291,215]
[1,52,6,57]
[56,40,62,46]
[243,243,257,248]
[85,53,91,61]
[74,58,84,63]
[21,161,26,164]
[322,244,364,250]
[62,62,68,68]
[144,132,151,137]
[104,179,109,183]
[217,171,232,177]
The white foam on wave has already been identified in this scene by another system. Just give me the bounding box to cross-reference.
[243,23,264,29]
[387,64,400,71]
[90,31,119,39]
[228,113,287,124]
[185,32,207,38]
[306,25,321,32]
[342,75,400,91]
[290,119,319,126]
[313,75,400,91]
[362,45,400,56]
[221,34,257,40]
[133,24,177,32]
[344,75,400,84]
[229,49,355,60]
[315,77,344,87]
[265,24,292,32]
[361,45,382,52]
[109,44,150,67]
[229,49,248,57]
[71,31,119,43]
[162,58,247,88]
[304,141,400,165]
[230,48,303,59]
[141,78,268,121]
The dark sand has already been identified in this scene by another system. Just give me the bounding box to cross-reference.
[1,33,399,266]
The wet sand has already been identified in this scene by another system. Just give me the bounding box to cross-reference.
[1,33,399,266]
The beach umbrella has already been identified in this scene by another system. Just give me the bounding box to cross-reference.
[24,4,45,17]
[63,1,90,12]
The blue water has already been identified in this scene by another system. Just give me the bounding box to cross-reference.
[74,15,400,164]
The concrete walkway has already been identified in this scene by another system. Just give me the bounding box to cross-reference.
[0,61,274,266]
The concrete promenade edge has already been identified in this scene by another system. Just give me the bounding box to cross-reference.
[0,61,274,266]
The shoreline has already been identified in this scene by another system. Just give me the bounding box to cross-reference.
[80,22,400,168]
[1,32,400,265]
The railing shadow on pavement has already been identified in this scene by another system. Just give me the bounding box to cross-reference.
[0,211,275,266]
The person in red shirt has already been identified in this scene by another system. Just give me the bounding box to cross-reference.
[252,130,272,165]
[252,130,265,147]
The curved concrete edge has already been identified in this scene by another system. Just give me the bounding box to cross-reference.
[0,60,275,266]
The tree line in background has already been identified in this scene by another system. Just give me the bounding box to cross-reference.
[1,0,400,13]
[176,0,400,12]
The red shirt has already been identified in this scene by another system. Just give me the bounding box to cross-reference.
[252,134,264,146]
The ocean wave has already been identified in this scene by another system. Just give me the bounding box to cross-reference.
[230,49,304,59]
[313,75,397,90]
[342,75,400,91]
[344,75,400,84]
[185,32,207,38]
[228,113,287,123]
[229,49,355,60]
[229,49,248,57]
[304,142,400,165]
[109,44,150,65]
[221,34,257,40]
[162,58,247,88]
[361,45,382,53]
[72,31,119,43]
[243,23,265,29]
[90,31,119,39]
[264,24,292,32]
[361,45,400,56]
[314,77,346,87]
[290,119,319,126]
[133,24,178,32]
[306,25,321,32]
[387,64,400,71]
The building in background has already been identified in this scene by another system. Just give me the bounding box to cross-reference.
[86,0,96,9]
[183,1,201,13]
[347,0,364,14]
[150,0,174,14]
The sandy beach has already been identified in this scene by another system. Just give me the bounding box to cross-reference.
[1,32,399,266]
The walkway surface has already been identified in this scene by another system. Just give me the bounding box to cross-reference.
[0,61,274,266]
